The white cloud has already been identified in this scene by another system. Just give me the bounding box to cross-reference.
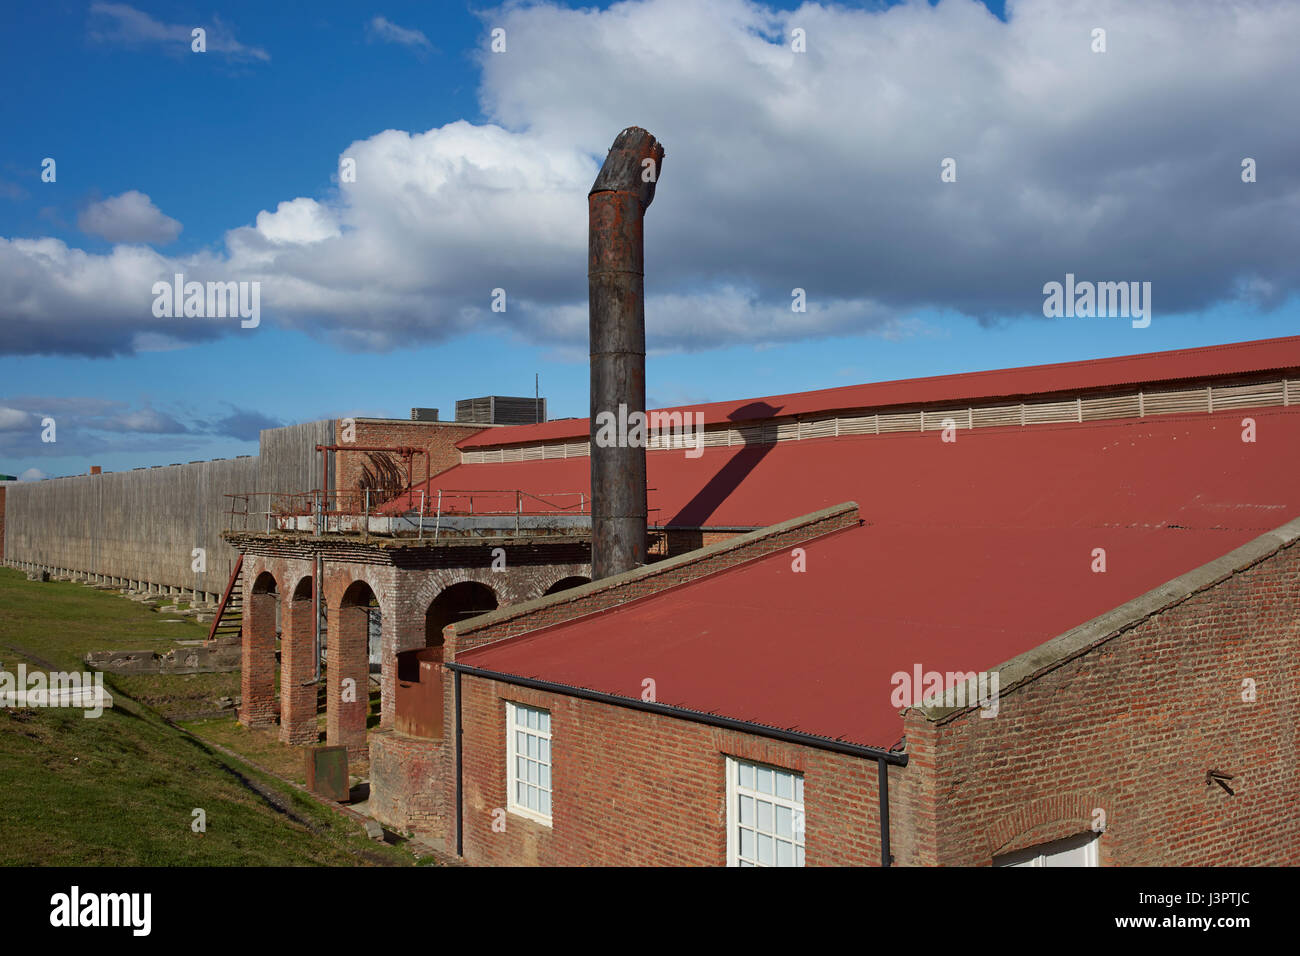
[6,0,1300,357]
[367,16,432,50]
[78,191,183,244]
[0,407,34,431]
[19,468,47,482]
[88,2,270,61]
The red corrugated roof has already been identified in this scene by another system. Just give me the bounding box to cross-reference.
[458,335,1300,449]
[458,406,1300,749]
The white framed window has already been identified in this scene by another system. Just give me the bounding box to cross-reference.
[726,757,805,867]
[506,701,552,826]
[994,831,1100,867]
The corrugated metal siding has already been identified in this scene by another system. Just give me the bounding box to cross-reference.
[459,376,1296,464]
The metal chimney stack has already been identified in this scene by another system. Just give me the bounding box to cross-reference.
[588,127,664,580]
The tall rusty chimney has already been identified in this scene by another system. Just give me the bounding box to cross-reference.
[589,127,664,580]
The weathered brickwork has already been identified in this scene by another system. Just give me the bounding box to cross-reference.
[369,727,451,846]
[280,583,318,745]
[333,419,486,494]
[896,536,1300,866]
[236,543,591,751]
[442,515,1299,867]
[239,572,279,729]
[457,675,888,866]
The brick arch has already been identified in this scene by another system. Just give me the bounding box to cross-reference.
[240,569,281,729]
[426,579,500,640]
[250,569,279,594]
[543,574,592,597]
[327,576,382,755]
[984,794,1111,862]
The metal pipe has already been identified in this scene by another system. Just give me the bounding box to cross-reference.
[304,551,322,686]
[454,667,464,857]
[588,127,663,580]
[878,758,893,867]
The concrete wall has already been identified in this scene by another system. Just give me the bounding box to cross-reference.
[1,420,333,598]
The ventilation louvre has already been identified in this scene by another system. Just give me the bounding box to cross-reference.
[459,375,1298,465]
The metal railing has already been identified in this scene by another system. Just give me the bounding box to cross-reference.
[222,487,641,540]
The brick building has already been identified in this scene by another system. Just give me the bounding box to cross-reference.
[229,335,1300,866]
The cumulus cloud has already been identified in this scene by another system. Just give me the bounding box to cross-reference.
[88,2,270,61]
[78,191,183,244]
[19,468,47,482]
[367,16,432,50]
[7,0,1300,358]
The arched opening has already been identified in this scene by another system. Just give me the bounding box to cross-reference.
[241,571,279,729]
[328,580,379,750]
[544,575,591,596]
[423,581,498,658]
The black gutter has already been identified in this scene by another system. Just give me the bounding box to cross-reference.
[446,661,908,765]
[454,668,464,857]
[878,758,893,867]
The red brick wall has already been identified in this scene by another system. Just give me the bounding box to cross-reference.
[333,419,486,498]
[457,675,887,866]
[239,583,278,728]
[898,536,1300,866]
[369,728,451,845]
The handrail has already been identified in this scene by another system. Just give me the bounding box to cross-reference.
[207,553,244,644]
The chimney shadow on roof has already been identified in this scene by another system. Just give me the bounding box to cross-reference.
[668,402,780,526]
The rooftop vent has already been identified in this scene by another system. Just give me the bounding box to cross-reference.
[455,396,546,426]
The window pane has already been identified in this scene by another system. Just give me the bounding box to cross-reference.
[776,839,793,867]
[739,764,754,789]
[757,833,774,866]
[739,828,755,860]
[757,800,773,833]
[516,731,526,754]
[539,738,550,763]
[527,708,538,729]
[795,777,804,803]
[527,735,538,759]
[539,764,550,789]
[739,794,754,826]
[756,767,774,794]
[516,781,527,804]
[539,789,551,817]
[539,712,550,734]
[776,772,793,800]
[775,805,792,838]
[795,845,805,867]
[516,756,526,781]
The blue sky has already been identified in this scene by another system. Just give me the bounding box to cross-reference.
[1,0,1296,479]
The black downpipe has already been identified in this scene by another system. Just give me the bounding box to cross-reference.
[878,757,893,867]
[455,668,464,858]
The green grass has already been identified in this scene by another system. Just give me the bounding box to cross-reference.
[0,567,416,866]
[0,568,209,671]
